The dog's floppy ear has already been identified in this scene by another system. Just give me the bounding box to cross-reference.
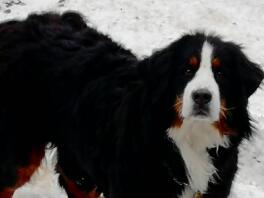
[235,48,264,97]
[139,35,194,103]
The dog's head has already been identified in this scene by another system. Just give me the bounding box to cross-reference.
[145,33,264,137]
[141,33,264,194]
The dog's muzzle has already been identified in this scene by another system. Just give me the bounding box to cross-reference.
[191,89,212,117]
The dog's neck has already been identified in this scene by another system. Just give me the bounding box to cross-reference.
[167,118,229,194]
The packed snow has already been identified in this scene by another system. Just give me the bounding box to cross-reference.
[0,0,263,197]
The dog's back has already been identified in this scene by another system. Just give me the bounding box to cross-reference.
[0,12,137,197]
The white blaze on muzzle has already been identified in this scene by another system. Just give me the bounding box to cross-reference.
[181,41,220,122]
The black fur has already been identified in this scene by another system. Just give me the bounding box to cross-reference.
[0,12,263,198]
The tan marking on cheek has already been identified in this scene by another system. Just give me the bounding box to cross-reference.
[189,56,199,69]
[172,97,183,128]
[212,58,221,68]
[213,100,236,135]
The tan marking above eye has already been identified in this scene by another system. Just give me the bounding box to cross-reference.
[212,58,221,68]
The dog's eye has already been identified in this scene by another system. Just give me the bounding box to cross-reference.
[184,68,194,76]
[215,70,224,80]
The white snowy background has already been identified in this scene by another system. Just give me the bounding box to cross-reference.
[0,0,263,197]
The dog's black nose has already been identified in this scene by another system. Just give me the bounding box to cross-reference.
[192,89,212,105]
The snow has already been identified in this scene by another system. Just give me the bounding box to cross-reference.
[0,0,263,197]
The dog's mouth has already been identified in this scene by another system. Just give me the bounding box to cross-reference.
[173,97,214,127]
[173,97,218,127]
[192,104,210,118]
[173,97,235,135]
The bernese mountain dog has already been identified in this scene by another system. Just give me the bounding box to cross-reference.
[0,12,263,198]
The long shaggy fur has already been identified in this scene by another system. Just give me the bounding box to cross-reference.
[0,12,263,198]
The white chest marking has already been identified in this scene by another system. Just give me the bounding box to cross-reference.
[168,119,229,195]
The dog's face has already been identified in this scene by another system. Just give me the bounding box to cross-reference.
[181,41,220,122]
[174,35,263,134]
[149,33,263,135]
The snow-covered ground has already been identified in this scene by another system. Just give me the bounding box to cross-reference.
[0,0,263,197]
